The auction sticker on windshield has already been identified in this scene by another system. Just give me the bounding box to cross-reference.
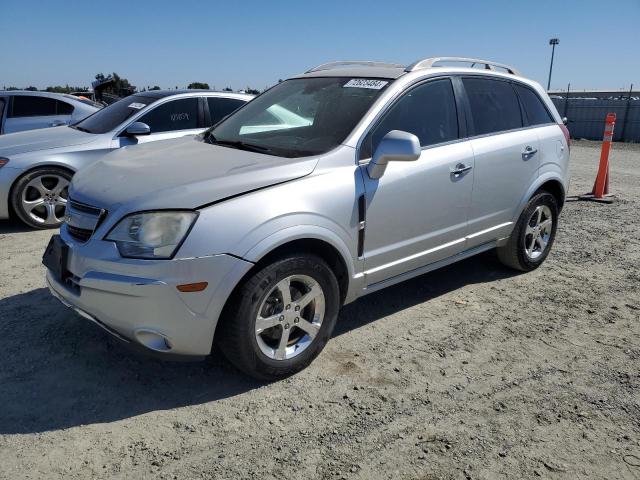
[128,102,146,109]
[343,79,388,90]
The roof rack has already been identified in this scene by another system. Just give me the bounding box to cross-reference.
[305,61,405,73]
[405,57,521,76]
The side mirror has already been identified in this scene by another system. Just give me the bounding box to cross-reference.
[125,122,151,136]
[367,130,421,179]
[562,117,568,125]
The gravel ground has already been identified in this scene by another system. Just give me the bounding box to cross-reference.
[0,142,639,480]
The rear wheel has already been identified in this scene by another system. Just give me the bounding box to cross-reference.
[11,167,71,229]
[497,191,558,271]
[216,254,340,380]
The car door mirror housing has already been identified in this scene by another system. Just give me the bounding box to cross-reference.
[125,122,151,136]
[367,130,421,179]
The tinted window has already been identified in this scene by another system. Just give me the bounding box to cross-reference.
[56,100,74,115]
[514,84,554,126]
[74,95,155,134]
[139,98,199,133]
[463,78,523,135]
[207,97,246,126]
[207,77,389,158]
[9,96,58,117]
[361,78,459,158]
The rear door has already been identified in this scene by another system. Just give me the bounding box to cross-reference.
[205,96,247,127]
[4,95,73,133]
[462,77,540,248]
[132,97,202,144]
[360,77,475,285]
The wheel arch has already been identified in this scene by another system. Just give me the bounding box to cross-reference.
[7,164,76,216]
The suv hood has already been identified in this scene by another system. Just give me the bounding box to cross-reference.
[70,136,319,213]
[0,126,96,157]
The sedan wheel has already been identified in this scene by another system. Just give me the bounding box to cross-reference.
[12,167,72,229]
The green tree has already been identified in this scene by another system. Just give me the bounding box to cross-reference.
[222,86,233,92]
[149,85,161,91]
[188,82,210,89]
[25,86,38,91]
[244,87,260,95]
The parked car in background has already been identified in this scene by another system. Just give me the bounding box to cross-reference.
[0,91,101,135]
[43,57,570,379]
[0,90,252,228]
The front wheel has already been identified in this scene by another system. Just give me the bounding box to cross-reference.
[11,167,72,229]
[497,191,559,271]
[216,254,340,380]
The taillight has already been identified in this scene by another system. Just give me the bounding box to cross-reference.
[0,157,9,168]
[559,123,571,150]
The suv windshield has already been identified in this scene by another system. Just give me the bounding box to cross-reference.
[206,77,390,157]
[72,95,155,134]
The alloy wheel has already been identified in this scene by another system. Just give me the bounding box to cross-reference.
[20,174,69,226]
[524,204,553,260]
[254,274,326,361]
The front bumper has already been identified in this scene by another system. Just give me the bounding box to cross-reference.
[45,230,254,357]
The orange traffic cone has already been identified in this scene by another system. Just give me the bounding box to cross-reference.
[579,113,616,204]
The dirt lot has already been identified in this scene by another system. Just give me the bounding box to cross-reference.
[0,142,639,480]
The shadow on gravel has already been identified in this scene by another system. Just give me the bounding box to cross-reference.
[0,251,517,434]
[0,219,33,234]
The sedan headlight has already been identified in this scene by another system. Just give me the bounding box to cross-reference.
[105,211,198,259]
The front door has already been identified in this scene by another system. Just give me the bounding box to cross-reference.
[117,97,204,147]
[360,78,474,286]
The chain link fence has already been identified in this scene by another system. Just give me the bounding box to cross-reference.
[549,87,639,142]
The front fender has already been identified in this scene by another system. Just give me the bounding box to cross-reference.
[243,224,362,302]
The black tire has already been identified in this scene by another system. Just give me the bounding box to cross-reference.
[216,254,340,380]
[11,167,72,229]
[497,191,559,272]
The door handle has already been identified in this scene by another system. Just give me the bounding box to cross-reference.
[522,146,538,157]
[450,163,473,177]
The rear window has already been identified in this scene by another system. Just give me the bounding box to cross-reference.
[8,96,73,117]
[514,84,554,126]
[462,78,523,135]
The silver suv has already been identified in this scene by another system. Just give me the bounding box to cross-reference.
[43,57,570,379]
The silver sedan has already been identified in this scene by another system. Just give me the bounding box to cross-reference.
[0,90,252,228]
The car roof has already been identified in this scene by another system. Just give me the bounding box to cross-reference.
[0,90,89,101]
[134,89,253,99]
[297,66,406,80]
[296,57,528,83]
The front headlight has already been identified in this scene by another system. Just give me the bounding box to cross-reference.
[105,211,198,259]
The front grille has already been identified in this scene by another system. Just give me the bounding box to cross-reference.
[67,224,93,242]
[64,198,106,243]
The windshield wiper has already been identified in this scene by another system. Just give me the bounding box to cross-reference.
[208,137,272,154]
[71,125,92,134]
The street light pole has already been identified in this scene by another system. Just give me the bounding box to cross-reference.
[547,38,559,90]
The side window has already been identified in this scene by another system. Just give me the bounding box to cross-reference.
[9,96,58,117]
[361,79,459,159]
[514,84,554,126]
[462,78,523,135]
[207,97,246,126]
[138,98,199,133]
[56,100,74,115]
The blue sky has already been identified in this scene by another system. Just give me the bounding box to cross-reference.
[1,0,638,91]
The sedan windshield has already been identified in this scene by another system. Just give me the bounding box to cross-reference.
[206,77,390,157]
[72,95,155,134]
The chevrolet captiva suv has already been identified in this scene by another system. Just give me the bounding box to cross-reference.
[43,57,570,379]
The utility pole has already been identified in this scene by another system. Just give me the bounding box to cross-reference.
[547,38,559,90]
